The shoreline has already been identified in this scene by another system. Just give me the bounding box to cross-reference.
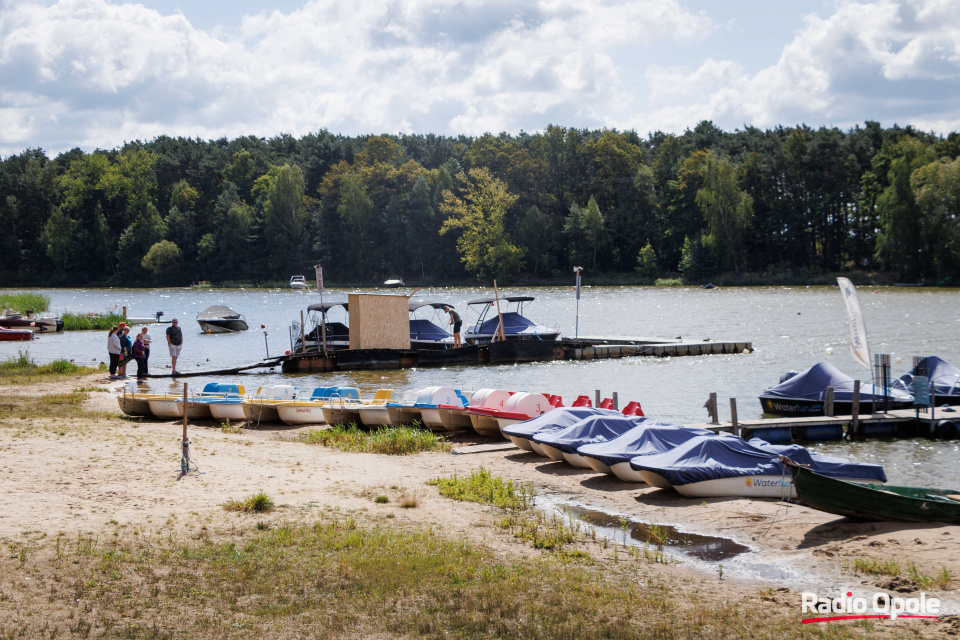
[1,372,958,636]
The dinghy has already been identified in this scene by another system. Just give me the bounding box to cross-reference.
[629,436,887,498]
[577,424,712,482]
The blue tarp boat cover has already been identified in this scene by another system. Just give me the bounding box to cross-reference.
[894,356,960,397]
[473,312,556,337]
[501,407,619,442]
[409,319,451,342]
[532,415,656,454]
[577,424,714,467]
[762,361,913,403]
[628,436,887,486]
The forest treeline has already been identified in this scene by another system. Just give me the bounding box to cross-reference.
[2,120,959,287]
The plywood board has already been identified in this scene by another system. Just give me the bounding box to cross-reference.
[348,293,410,350]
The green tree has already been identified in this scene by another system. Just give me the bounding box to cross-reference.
[117,203,166,274]
[695,153,753,275]
[563,196,604,267]
[255,163,310,274]
[40,208,80,277]
[439,167,523,280]
[911,157,960,279]
[635,241,658,278]
[141,240,182,281]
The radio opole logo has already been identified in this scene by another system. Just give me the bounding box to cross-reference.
[802,591,941,624]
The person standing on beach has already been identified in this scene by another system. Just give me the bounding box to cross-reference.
[443,305,462,347]
[166,318,183,375]
[140,326,152,375]
[107,326,121,378]
[132,332,147,382]
[118,325,132,378]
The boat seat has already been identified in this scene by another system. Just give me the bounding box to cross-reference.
[372,389,395,403]
[547,394,564,407]
[571,395,592,407]
[332,387,360,401]
[621,401,644,417]
[202,382,221,393]
[309,387,334,399]
[599,398,614,410]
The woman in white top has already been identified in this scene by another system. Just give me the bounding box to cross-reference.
[107,326,122,378]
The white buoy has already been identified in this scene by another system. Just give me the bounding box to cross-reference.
[825,347,835,355]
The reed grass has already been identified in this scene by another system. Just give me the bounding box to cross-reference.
[0,518,872,639]
[654,278,683,286]
[429,467,531,510]
[60,312,126,331]
[852,557,900,576]
[223,492,275,514]
[0,292,50,313]
[293,424,451,455]
[0,353,97,385]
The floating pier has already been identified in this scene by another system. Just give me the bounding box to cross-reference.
[689,408,959,443]
[279,336,753,373]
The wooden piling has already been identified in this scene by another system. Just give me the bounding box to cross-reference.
[708,392,719,424]
[730,397,739,437]
[824,386,835,417]
[612,391,618,411]
[851,380,861,439]
[595,389,601,407]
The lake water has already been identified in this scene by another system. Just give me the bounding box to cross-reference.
[3,284,958,486]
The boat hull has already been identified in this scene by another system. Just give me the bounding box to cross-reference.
[787,462,960,523]
[242,402,281,423]
[507,435,535,451]
[198,320,249,333]
[358,406,391,427]
[759,395,913,417]
[386,405,421,426]
[208,402,247,422]
[419,408,444,429]
[563,451,606,471]
[437,407,473,430]
[610,461,646,483]
[637,470,672,488]
[469,413,502,437]
[537,443,566,462]
[322,405,363,426]
[117,395,152,416]
[148,399,212,420]
[277,403,328,425]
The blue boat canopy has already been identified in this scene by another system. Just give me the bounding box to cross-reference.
[629,436,887,486]
[534,415,663,454]
[410,319,452,341]
[577,424,713,467]
[894,356,960,397]
[501,407,619,441]
[762,361,913,402]
[473,312,556,337]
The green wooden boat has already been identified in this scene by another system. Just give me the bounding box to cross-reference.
[781,456,960,524]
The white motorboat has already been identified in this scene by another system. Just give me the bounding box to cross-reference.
[463,296,560,344]
[0,309,63,333]
[295,302,350,352]
[290,275,308,289]
[197,305,248,333]
[408,301,455,350]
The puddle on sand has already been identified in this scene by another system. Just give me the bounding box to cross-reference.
[540,497,807,584]
[558,504,750,561]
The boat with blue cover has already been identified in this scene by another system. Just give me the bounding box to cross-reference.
[408,301,456,350]
[463,296,560,344]
[532,414,651,470]
[759,361,914,416]
[577,424,713,481]
[501,407,612,452]
[893,356,960,405]
[629,436,887,498]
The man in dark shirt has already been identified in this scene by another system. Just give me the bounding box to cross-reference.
[443,306,462,347]
[166,318,183,375]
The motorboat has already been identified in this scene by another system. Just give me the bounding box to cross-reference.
[628,436,887,498]
[577,424,712,482]
[196,305,248,333]
[0,309,63,333]
[759,361,914,416]
[463,296,560,343]
[501,406,607,452]
[893,356,960,405]
[0,326,34,341]
[532,414,647,469]
[290,275,308,289]
[242,385,299,423]
[408,301,455,350]
[384,278,405,288]
[276,387,355,425]
[295,301,350,352]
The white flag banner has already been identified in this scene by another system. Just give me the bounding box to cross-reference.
[837,277,871,369]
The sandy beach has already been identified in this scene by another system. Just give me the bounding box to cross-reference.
[1,372,958,637]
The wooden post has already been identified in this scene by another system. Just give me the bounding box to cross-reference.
[182,382,188,441]
[730,397,739,437]
[851,380,861,439]
[595,389,601,407]
[492,280,506,342]
[320,309,327,356]
[612,391,619,411]
[300,310,306,354]
[122,305,127,318]
[180,382,189,475]
[708,392,719,424]
[824,386,835,417]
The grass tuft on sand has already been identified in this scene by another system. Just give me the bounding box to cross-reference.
[429,467,531,510]
[294,424,451,455]
[0,353,99,385]
[224,492,275,514]
[0,517,872,640]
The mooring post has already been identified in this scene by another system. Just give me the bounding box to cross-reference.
[730,397,739,437]
[595,389,601,407]
[612,391,618,411]
[180,383,189,475]
[300,310,306,354]
[708,392,719,424]
[824,386,835,417]
[851,380,861,439]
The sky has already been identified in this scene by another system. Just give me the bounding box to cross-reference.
[2,0,960,157]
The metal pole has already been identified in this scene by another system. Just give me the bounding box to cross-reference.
[574,267,582,340]
[261,324,270,359]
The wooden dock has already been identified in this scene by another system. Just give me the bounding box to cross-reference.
[688,408,959,443]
